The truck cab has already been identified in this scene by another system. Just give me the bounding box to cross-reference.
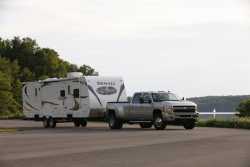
[106,91,199,130]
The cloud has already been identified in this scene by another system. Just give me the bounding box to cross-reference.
[0,0,250,96]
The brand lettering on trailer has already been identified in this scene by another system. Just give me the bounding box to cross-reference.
[97,81,115,86]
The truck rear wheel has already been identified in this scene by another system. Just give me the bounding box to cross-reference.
[108,113,123,129]
[183,120,196,130]
[140,123,152,128]
[153,113,166,130]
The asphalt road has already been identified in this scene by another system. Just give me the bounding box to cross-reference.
[0,120,250,167]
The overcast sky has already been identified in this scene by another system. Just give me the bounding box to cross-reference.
[0,0,250,97]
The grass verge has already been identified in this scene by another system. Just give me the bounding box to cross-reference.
[197,117,250,129]
[0,112,24,120]
[0,128,17,133]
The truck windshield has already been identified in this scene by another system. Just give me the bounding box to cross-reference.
[152,93,179,102]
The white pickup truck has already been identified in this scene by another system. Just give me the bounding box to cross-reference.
[106,91,199,130]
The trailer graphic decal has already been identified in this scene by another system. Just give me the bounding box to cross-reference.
[96,86,117,95]
[117,84,125,102]
[42,101,60,106]
[24,101,39,111]
[87,85,102,106]
[70,99,80,111]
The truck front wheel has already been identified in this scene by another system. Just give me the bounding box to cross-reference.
[153,113,166,130]
[183,120,196,130]
[108,113,123,129]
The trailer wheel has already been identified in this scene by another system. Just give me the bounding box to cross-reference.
[183,120,196,130]
[108,112,123,129]
[153,113,166,130]
[48,117,56,128]
[80,119,87,127]
[74,119,81,127]
[43,117,49,128]
[140,123,153,128]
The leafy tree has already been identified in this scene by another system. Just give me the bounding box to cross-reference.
[237,99,250,117]
[0,36,98,116]
[78,64,98,76]
[0,71,19,115]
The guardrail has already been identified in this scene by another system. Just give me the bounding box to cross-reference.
[199,112,239,119]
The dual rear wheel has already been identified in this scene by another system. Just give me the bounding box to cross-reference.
[43,117,56,128]
[42,117,87,128]
[74,119,87,127]
[108,112,123,129]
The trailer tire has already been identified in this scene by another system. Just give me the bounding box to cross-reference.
[108,112,123,129]
[80,119,87,127]
[153,113,166,130]
[183,120,196,130]
[48,117,56,128]
[74,119,81,127]
[43,117,49,128]
[140,123,152,128]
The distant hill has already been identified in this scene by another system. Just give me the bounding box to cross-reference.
[188,95,250,113]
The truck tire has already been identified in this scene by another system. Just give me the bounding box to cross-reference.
[74,119,81,127]
[48,117,56,128]
[140,123,153,128]
[108,113,123,129]
[80,119,87,127]
[183,120,196,130]
[153,113,166,130]
[43,117,49,128]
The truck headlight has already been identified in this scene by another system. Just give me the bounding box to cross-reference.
[164,105,173,113]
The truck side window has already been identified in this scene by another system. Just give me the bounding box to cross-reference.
[73,89,79,98]
[60,90,65,97]
[152,93,160,102]
[132,93,142,104]
[143,93,152,103]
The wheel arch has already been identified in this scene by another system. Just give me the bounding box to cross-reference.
[153,109,162,118]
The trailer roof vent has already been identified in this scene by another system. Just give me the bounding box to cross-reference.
[67,72,83,78]
[43,78,58,81]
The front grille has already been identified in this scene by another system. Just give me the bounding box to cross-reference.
[173,106,195,113]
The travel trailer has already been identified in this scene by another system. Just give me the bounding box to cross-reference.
[22,72,127,128]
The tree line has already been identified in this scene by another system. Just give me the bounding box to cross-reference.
[189,95,250,117]
[0,37,97,117]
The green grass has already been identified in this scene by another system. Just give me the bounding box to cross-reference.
[0,112,24,119]
[197,117,250,129]
[0,128,17,133]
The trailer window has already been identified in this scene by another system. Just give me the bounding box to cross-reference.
[73,89,79,98]
[68,85,70,94]
[35,88,38,96]
[60,90,65,97]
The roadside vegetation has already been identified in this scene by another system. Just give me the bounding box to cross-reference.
[197,118,250,129]
[197,99,250,129]
[0,37,97,118]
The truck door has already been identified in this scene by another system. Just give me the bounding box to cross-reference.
[140,93,154,120]
[129,93,143,120]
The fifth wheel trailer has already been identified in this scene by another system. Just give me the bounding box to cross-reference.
[22,72,127,128]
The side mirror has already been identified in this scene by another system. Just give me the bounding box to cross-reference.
[182,97,185,101]
[148,99,152,104]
